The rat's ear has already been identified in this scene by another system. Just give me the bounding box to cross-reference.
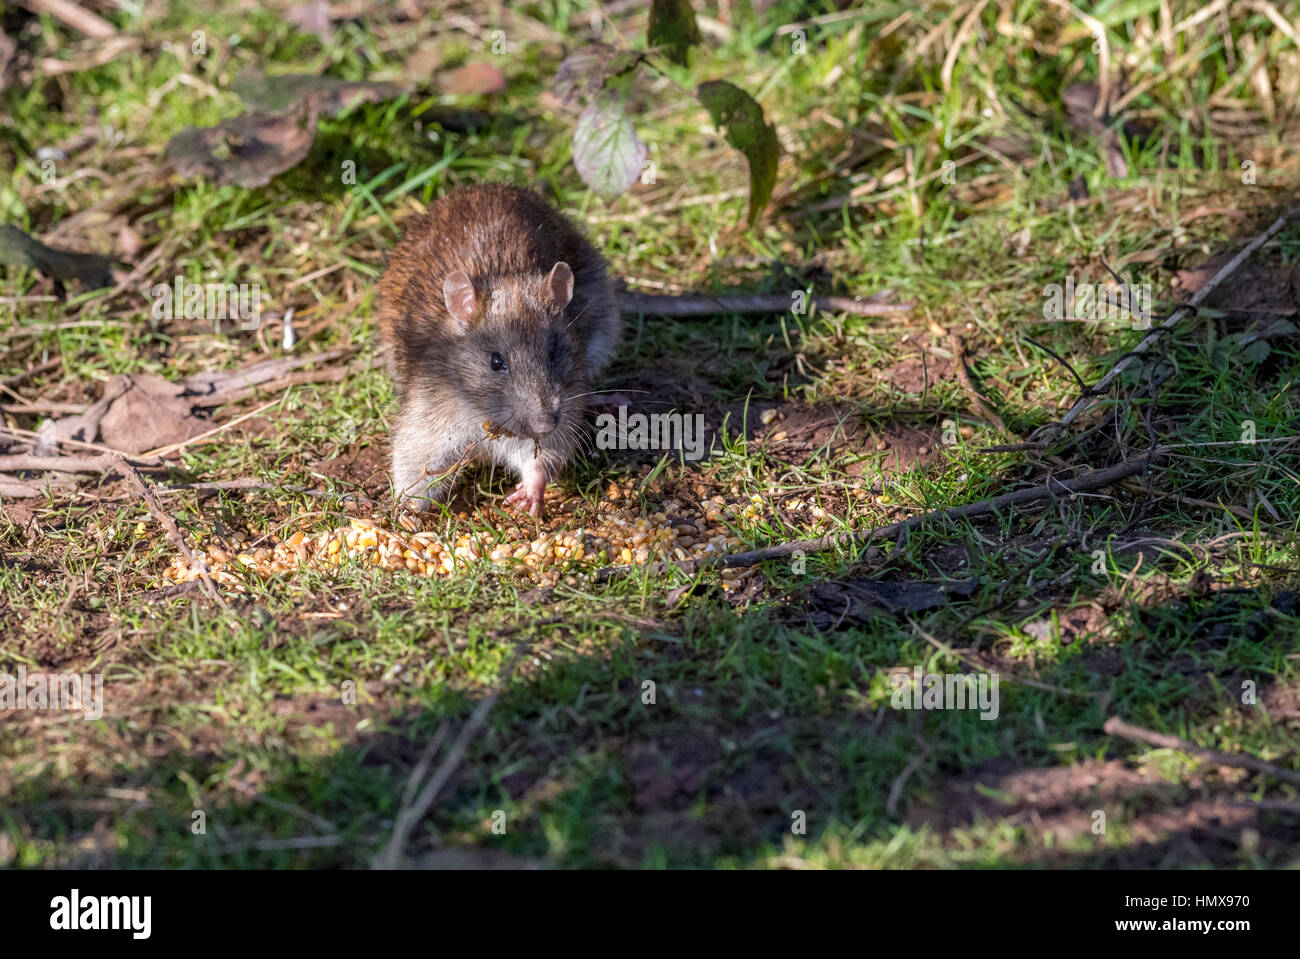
[443,270,478,331]
[546,262,574,310]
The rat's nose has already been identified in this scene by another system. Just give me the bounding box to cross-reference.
[526,408,560,437]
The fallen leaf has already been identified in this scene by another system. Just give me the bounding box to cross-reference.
[168,72,404,187]
[36,377,129,453]
[98,374,210,455]
[167,99,320,188]
[553,43,644,107]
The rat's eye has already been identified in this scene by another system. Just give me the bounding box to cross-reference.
[490,352,507,372]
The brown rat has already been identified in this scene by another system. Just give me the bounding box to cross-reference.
[376,183,621,517]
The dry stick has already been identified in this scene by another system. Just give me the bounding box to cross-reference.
[393,722,451,827]
[0,357,61,389]
[595,450,1163,582]
[0,477,41,497]
[1047,208,1298,441]
[0,424,160,464]
[909,615,1103,700]
[15,0,116,38]
[375,638,534,869]
[0,401,87,414]
[184,348,352,403]
[1103,717,1300,787]
[201,366,347,409]
[620,291,912,318]
[0,453,125,472]
[118,456,229,609]
[885,744,929,819]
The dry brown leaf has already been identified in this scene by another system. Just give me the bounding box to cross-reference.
[97,374,210,455]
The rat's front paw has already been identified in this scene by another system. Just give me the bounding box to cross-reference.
[504,476,547,519]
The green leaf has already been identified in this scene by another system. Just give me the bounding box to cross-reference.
[648,0,701,66]
[696,80,780,225]
[1242,339,1271,366]
[572,92,647,203]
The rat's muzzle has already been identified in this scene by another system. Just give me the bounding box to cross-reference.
[525,409,560,437]
[524,397,564,438]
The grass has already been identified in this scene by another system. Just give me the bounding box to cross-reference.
[1,0,1299,868]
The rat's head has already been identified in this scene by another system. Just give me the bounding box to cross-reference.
[437,262,588,440]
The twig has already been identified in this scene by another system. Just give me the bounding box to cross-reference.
[1022,335,1086,394]
[885,744,929,819]
[0,357,61,389]
[595,450,1163,582]
[620,291,912,318]
[1048,208,1298,439]
[15,0,116,38]
[374,635,537,869]
[0,453,125,472]
[118,456,229,608]
[0,401,87,414]
[202,365,347,409]
[0,424,159,464]
[0,476,42,498]
[184,348,352,405]
[909,616,1103,700]
[1103,716,1300,786]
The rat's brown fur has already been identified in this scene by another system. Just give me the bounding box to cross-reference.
[375,184,620,515]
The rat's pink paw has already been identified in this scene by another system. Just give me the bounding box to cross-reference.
[504,480,546,519]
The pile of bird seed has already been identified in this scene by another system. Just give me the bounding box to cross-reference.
[159,483,777,591]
